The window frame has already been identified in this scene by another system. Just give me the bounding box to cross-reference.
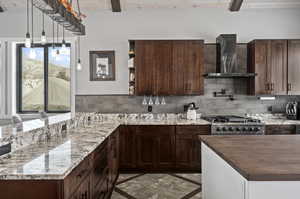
[16,43,71,114]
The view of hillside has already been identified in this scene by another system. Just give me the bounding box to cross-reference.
[22,57,70,111]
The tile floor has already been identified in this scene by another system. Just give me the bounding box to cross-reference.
[111,173,202,199]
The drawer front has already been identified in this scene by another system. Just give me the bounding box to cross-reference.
[64,156,91,199]
[136,125,175,135]
[176,125,211,136]
[266,125,296,135]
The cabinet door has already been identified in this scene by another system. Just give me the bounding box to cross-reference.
[156,126,176,169]
[176,125,211,171]
[248,40,270,95]
[269,40,288,95]
[183,40,204,95]
[119,126,136,170]
[288,40,300,95]
[154,41,173,95]
[135,41,156,95]
[72,176,90,199]
[136,127,157,170]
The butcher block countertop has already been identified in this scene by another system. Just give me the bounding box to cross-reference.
[200,135,300,181]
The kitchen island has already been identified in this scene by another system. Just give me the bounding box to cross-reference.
[201,135,300,199]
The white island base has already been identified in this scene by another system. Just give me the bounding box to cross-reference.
[202,143,300,199]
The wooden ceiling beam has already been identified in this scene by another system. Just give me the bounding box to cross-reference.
[111,0,121,12]
[229,0,243,12]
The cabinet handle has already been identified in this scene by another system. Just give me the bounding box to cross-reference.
[266,83,270,91]
[288,83,292,91]
[271,83,274,91]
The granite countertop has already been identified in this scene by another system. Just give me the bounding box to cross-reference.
[0,122,119,180]
[201,135,300,181]
[247,114,300,125]
[0,114,209,180]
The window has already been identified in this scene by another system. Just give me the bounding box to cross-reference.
[17,44,71,113]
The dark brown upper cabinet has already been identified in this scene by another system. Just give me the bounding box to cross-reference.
[135,40,204,96]
[248,40,288,95]
[288,40,300,95]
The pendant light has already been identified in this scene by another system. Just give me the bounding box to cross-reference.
[41,12,47,45]
[25,0,31,48]
[77,36,82,71]
[29,0,36,59]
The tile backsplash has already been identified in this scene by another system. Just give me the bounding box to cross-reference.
[76,44,300,115]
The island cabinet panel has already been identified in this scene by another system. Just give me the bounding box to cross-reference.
[265,125,296,135]
[288,40,300,95]
[175,125,211,171]
[134,40,204,96]
[136,126,176,171]
[119,125,137,170]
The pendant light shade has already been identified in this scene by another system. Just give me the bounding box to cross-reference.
[77,36,82,71]
[41,13,47,45]
[25,0,31,48]
[61,26,67,50]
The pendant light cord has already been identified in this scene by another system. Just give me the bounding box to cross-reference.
[52,20,55,48]
[42,12,45,32]
[31,0,34,44]
[57,23,59,44]
[26,0,29,33]
[78,36,80,60]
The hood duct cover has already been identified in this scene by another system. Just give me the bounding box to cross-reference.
[204,34,256,78]
[217,34,238,73]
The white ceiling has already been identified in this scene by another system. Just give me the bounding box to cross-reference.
[1,0,300,11]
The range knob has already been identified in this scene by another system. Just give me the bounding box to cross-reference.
[216,127,221,131]
[242,127,248,131]
[222,127,227,131]
[249,127,254,131]
[228,127,234,131]
[236,127,241,131]
[254,127,260,131]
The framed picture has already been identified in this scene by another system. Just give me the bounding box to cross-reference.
[89,51,115,81]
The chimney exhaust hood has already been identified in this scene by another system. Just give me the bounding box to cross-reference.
[204,34,256,78]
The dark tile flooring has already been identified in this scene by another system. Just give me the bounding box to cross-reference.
[111,173,202,199]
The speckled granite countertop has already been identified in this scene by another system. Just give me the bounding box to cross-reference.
[0,113,209,180]
[0,122,119,180]
[247,114,300,125]
[1,112,299,180]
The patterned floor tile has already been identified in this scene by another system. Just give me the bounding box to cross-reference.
[112,173,202,199]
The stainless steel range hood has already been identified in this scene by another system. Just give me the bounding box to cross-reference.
[204,34,256,78]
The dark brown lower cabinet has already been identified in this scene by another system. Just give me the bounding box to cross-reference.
[176,125,211,172]
[265,125,296,135]
[120,125,211,173]
[136,126,175,171]
[119,125,137,171]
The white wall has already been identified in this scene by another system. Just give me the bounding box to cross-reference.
[76,8,300,95]
[1,8,300,96]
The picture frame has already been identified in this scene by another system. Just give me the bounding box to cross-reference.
[89,51,115,81]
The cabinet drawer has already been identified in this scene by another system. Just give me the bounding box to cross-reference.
[64,156,91,199]
[265,125,296,135]
[176,125,211,136]
[136,125,175,135]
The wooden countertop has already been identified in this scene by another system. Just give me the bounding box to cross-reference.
[200,135,300,181]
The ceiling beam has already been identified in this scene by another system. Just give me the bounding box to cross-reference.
[111,0,121,12]
[229,0,243,12]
